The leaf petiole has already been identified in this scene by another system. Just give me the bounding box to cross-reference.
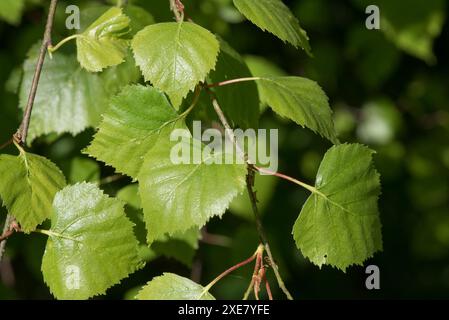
[206,77,261,88]
[198,244,264,299]
[48,34,80,58]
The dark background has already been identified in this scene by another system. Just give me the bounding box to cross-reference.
[0,0,448,299]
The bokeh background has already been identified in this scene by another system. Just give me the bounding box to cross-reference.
[0,0,448,299]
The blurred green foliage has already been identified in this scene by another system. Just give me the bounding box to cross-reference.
[0,0,448,299]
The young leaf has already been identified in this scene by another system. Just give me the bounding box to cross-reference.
[19,48,139,144]
[210,39,260,129]
[80,5,154,37]
[85,85,179,178]
[256,77,339,144]
[233,0,311,54]
[0,152,66,233]
[292,144,382,271]
[41,183,142,300]
[136,273,215,300]
[76,7,130,72]
[138,129,247,243]
[132,22,220,107]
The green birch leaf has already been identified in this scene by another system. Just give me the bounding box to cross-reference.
[233,0,311,54]
[80,5,154,36]
[244,55,286,110]
[76,7,130,72]
[0,152,66,233]
[136,273,215,300]
[138,128,247,243]
[41,183,142,300]
[0,0,25,25]
[84,85,179,178]
[132,22,220,108]
[293,144,382,271]
[256,77,338,144]
[19,48,139,144]
[209,39,259,129]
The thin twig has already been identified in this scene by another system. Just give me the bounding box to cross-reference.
[243,246,263,300]
[0,215,13,263]
[0,0,59,263]
[16,0,59,145]
[200,247,261,298]
[201,229,232,247]
[207,90,294,300]
[206,77,260,88]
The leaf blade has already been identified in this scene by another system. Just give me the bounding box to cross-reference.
[41,183,141,300]
[136,273,215,300]
[76,7,130,72]
[233,0,311,53]
[138,129,247,243]
[84,85,179,178]
[257,76,338,144]
[293,143,382,271]
[131,22,220,107]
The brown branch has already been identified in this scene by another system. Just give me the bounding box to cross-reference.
[206,89,294,300]
[15,0,58,146]
[0,215,14,262]
[0,0,59,263]
[246,170,293,300]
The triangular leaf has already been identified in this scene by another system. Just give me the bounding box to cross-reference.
[136,273,215,300]
[76,7,130,72]
[233,0,311,53]
[138,128,247,242]
[0,152,66,232]
[19,48,140,143]
[41,183,142,300]
[256,77,338,144]
[293,144,382,271]
[132,22,220,107]
[85,85,179,178]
